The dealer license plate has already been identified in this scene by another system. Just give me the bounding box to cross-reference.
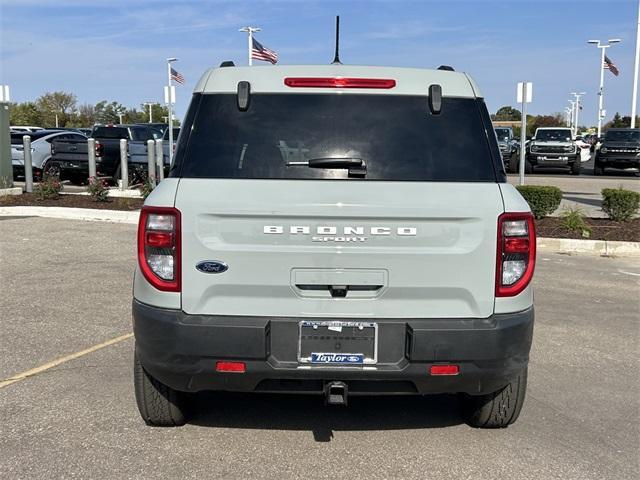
[298,321,378,365]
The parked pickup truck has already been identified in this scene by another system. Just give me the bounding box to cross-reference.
[128,127,180,176]
[52,124,162,183]
[594,128,640,176]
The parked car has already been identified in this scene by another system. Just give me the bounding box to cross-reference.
[54,124,162,184]
[524,127,580,175]
[594,128,640,176]
[11,130,86,180]
[10,126,44,133]
[133,64,536,429]
[494,127,519,172]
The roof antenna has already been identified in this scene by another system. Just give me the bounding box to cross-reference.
[331,16,342,64]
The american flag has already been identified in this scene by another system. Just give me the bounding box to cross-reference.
[603,55,620,76]
[251,38,278,64]
[170,67,185,84]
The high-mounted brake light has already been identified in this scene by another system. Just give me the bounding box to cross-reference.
[137,206,181,292]
[284,77,396,89]
[496,212,536,297]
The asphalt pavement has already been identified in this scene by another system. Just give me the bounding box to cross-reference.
[0,217,639,479]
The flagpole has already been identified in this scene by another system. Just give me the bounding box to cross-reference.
[239,26,261,66]
[589,39,621,138]
[166,57,177,168]
[632,0,640,128]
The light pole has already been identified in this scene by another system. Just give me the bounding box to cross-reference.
[239,26,260,66]
[632,0,640,128]
[588,39,621,138]
[166,57,177,166]
[565,107,573,127]
[145,102,158,123]
[571,92,586,136]
[568,100,576,132]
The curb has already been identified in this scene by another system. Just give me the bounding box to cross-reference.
[0,187,23,196]
[0,206,638,257]
[536,237,640,258]
[0,206,139,224]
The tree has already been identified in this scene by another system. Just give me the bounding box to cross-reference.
[9,102,43,126]
[94,101,128,124]
[603,112,640,129]
[138,103,170,124]
[35,91,77,127]
[493,106,522,121]
[528,114,565,135]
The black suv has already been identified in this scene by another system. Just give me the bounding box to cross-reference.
[595,128,640,176]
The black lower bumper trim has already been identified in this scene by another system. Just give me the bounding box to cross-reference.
[133,300,534,396]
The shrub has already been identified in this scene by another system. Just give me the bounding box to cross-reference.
[601,188,640,222]
[34,176,63,200]
[87,176,110,202]
[560,207,591,238]
[515,185,563,219]
[141,175,155,200]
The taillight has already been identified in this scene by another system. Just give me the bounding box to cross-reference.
[496,212,536,297]
[137,206,181,292]
[95,141,104,157]
[284,77,396,89]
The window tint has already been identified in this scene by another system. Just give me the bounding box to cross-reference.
[92,127,129,139]
[604,130,640,142]
[176,94,497,182]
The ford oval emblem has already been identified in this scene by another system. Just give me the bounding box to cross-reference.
[196,261,228,274]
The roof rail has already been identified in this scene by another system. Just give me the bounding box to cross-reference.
[220,61,235,67]
[437,65,455,71]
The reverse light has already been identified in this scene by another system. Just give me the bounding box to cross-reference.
[216,361,246,373]
[137,206,181,292]
[284,77,396,89]
[496,212,536,297]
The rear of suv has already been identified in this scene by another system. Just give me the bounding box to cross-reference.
[133,65,536,429]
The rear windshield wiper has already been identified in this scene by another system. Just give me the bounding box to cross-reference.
[287,157,366,177]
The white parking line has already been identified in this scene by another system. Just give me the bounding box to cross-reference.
[0,332,133,389]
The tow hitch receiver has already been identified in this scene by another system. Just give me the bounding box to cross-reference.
[325,381,348,406]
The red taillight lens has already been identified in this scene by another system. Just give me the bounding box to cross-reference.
[496,212,536,297]
[216,361,246,373]
[284,77,396,89]
[95,141,103,157]
[430,364,460,376]
[137,206,181,292]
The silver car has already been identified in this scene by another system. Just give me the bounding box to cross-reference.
[11,130,87,179]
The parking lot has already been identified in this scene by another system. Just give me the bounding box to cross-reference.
[0,216,638,479]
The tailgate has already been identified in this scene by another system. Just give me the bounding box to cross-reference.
[176,179,503,319]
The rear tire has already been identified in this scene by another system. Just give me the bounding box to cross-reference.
[42,159,60,179]
[459,368,527,428]
[134,348,189,427]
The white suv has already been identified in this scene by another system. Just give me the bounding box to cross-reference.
[133,64,536,428]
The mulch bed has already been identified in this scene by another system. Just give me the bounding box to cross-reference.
[2,192,638,242]
[0,192,143,211]
[536,217,639,242]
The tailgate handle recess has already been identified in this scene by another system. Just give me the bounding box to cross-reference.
[295,284,382,298]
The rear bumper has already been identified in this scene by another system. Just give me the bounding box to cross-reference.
[133,300,534,396]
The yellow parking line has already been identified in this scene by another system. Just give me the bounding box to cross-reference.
[0,332,133,389]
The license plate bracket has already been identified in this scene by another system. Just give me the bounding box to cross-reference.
[298,321,378,365]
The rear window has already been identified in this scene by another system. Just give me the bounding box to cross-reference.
[175,94,498,181]
[11,131,57,144]
[92,127,129,139]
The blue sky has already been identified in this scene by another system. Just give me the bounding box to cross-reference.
[1,0,639,125]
